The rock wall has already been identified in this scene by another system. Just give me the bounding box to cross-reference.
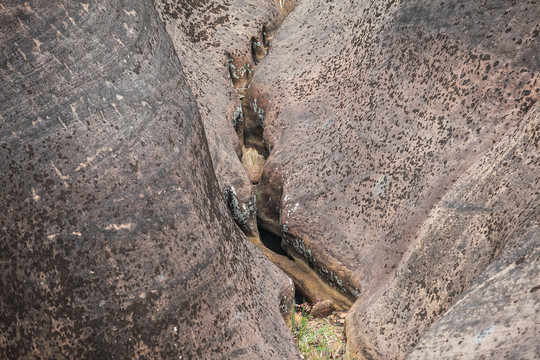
[153,0,288,236]
[347,105,540,359]
[0,1,298,358]
[407,225,540,359]
[244,0,539,358]
[1,0,538,358]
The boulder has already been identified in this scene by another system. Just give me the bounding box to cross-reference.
[242,147,266,184]
[243,0,539,357]
[0,1,298,358]
[310,300,335,318]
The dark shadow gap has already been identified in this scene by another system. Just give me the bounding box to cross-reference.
[294,287,308,305]
[259,226,289,257]
[258,225,308,306]
[251,36,262,65]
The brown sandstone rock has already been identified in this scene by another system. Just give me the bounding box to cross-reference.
[242,147,266,183]
[0,1,298,359]
[347,105,540,359]
[244,0,539,358]
[310,300,335,318]
[153,0,288,237]
[406,226,540,359]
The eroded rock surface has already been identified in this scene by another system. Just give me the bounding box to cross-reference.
[245,0,539,357]
[347,105,540,359]
[0,1,298,358]
[153,0,288,236]
[407,225,540,359]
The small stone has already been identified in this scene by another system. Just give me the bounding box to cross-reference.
[310,300,335,318]
[241,147,265,183]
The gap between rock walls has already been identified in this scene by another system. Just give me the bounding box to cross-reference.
[223,0,357,319]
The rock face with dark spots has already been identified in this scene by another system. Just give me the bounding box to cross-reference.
[407,225,540,359]
[347,106,540,359]
[153,0,289,236]
[244,0,539,358]
[0,1,298,358]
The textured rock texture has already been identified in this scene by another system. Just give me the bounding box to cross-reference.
[407,226,540,359]
[0,1,298,358]
[347,105,540,359]
[153,0,288,236]
[245,0,539,358]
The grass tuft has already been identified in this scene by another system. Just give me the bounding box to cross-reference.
[291,305,345,359]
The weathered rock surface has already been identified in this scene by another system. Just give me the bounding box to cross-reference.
[153,0,288,236]
[0,1,298,358]
[407,226,540,359]
[347,105,540,359]
[245,0,539,357]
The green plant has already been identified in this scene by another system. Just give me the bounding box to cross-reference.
[291,304,344,359]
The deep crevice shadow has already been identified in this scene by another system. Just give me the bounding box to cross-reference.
[259,226,290,258]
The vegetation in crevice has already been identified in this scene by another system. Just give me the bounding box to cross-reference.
[291,302,348,360]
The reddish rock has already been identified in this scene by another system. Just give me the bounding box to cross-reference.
[310,300,335,318]
[347,106,540,359]
[406,226,540,359]
[0,1,298,359]
[244,0,539,358]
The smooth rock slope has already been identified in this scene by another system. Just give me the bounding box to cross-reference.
[0,1,298,358]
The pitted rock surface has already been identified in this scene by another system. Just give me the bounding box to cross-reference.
[0,1,298,358]
[246,0,539,357]
[347,105,540,359]
[406,226,540,359]
[153,0,288,235]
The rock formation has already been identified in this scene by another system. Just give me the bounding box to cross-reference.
[0,1,298,358]
[153,0,289,237]
[2,0,539,358]
[408,223,540,359]
[347,105,540,359]
[245,0,539,358]
[242,147,266,184]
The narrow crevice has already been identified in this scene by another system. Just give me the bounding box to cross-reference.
[222,0,355,323]
[294,287,308,306]
[241,95,268,158]
[226,53,252,100]
[224,10,357,311]
[259,225,292,259]
[261,25,269,49]
[232,106,244,151]
[251,36,264,65]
